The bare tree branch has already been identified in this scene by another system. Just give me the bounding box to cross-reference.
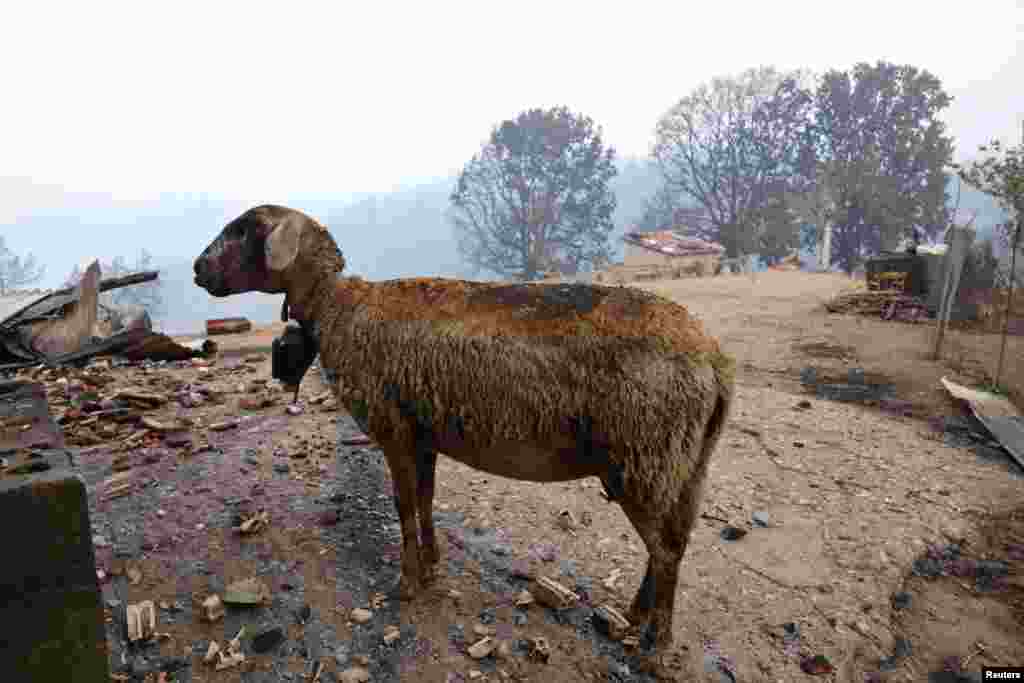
[0,237,46,295]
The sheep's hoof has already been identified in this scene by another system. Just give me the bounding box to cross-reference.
[420,542,441,569]
[626,606,653,628]
[418,554,438,583]
[635,649,688,681]
[395,573,421,600]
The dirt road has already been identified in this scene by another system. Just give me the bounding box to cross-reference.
[81,271,1023,682]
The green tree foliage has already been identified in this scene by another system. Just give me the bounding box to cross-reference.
[0,236,46,294]
[961,237,1001,290]
[652,67,816,258]
[952,138,1024,256]
[450,106,618,280]
[632,185,680,233]
[810,61,954,272]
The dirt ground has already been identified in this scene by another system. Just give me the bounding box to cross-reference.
[37,270,1024,682]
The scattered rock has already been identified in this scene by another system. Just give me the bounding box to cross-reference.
[528,542,558,563]
[383,624,401,645]
[126,566,142,585]
[350,608,373,624]
[941,521,969,544]
[513,590,534,608]
[472,624,496,638]
[202,595,225,622]
[752,511,771,527]
[235,510,270,535]
[163,431,192,448]
[800,654,834,675]
[891,591,912,610]
[527,637,551,663]
[223,578,270,606]
[532,576,578,609]
[125,600,156,642]
[602,567,624,591]
[720,526,748,541]
[319,509,340,526]
[309,391,332,405]
[251,626,285,653]
[338,667,370,683]
[204,641,221,664]
[468,637,496,659]
[592,604,631,641]
[556,509,576,531]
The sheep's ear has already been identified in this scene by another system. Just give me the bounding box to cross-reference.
[265,215,303,272]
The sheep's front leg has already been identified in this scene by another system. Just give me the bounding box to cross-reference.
[415,449,440,580]
[383,447,423,600]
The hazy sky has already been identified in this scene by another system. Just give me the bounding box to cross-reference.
[3,0,1021,206]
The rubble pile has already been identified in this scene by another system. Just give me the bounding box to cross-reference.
[0,353,338,481]
[825,290,930,323]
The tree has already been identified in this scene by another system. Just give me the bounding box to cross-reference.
[652,67,817,258]
[952,138,1024,258]
[633,185,681,233]
[64,249,165,316]
[953,138,1024,386]
[787,160,845,270]
[450,106,618,281]
[0,236,46,294]
[809,61,954,272]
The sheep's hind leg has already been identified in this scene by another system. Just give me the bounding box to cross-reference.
[620,500,682,653]
[627,562,656,626]
[415,448,440,581]
[621,486,703,680]
[383,446,423,600]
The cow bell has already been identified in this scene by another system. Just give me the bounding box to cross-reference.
[271,323,318,400]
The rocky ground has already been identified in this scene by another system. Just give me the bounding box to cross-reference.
[3,269,1024,682]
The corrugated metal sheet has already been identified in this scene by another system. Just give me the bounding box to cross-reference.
[622,231,724,257]
[0,290,54,322]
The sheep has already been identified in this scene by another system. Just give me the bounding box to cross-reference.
[193,205,735,677]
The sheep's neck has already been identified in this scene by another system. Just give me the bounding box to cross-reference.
[284,271,332,323]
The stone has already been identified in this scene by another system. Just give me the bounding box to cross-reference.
[338,667,370,683]
[350,608,373,624]
[532,577,578,609]
[591,604,631,641]
[468,637,496,659]
[0,466,109,681]
[251,626,285,653]
[223,578,270,605]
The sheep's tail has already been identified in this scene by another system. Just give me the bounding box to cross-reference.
[699,372,733,474]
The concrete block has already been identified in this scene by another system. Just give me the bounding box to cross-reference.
[0,465,109,682]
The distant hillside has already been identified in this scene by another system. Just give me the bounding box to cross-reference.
[13,160,1013,335]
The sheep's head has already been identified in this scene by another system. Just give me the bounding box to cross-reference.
[193,205,345,298]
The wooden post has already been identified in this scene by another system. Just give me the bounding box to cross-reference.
[932,226,973,359]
